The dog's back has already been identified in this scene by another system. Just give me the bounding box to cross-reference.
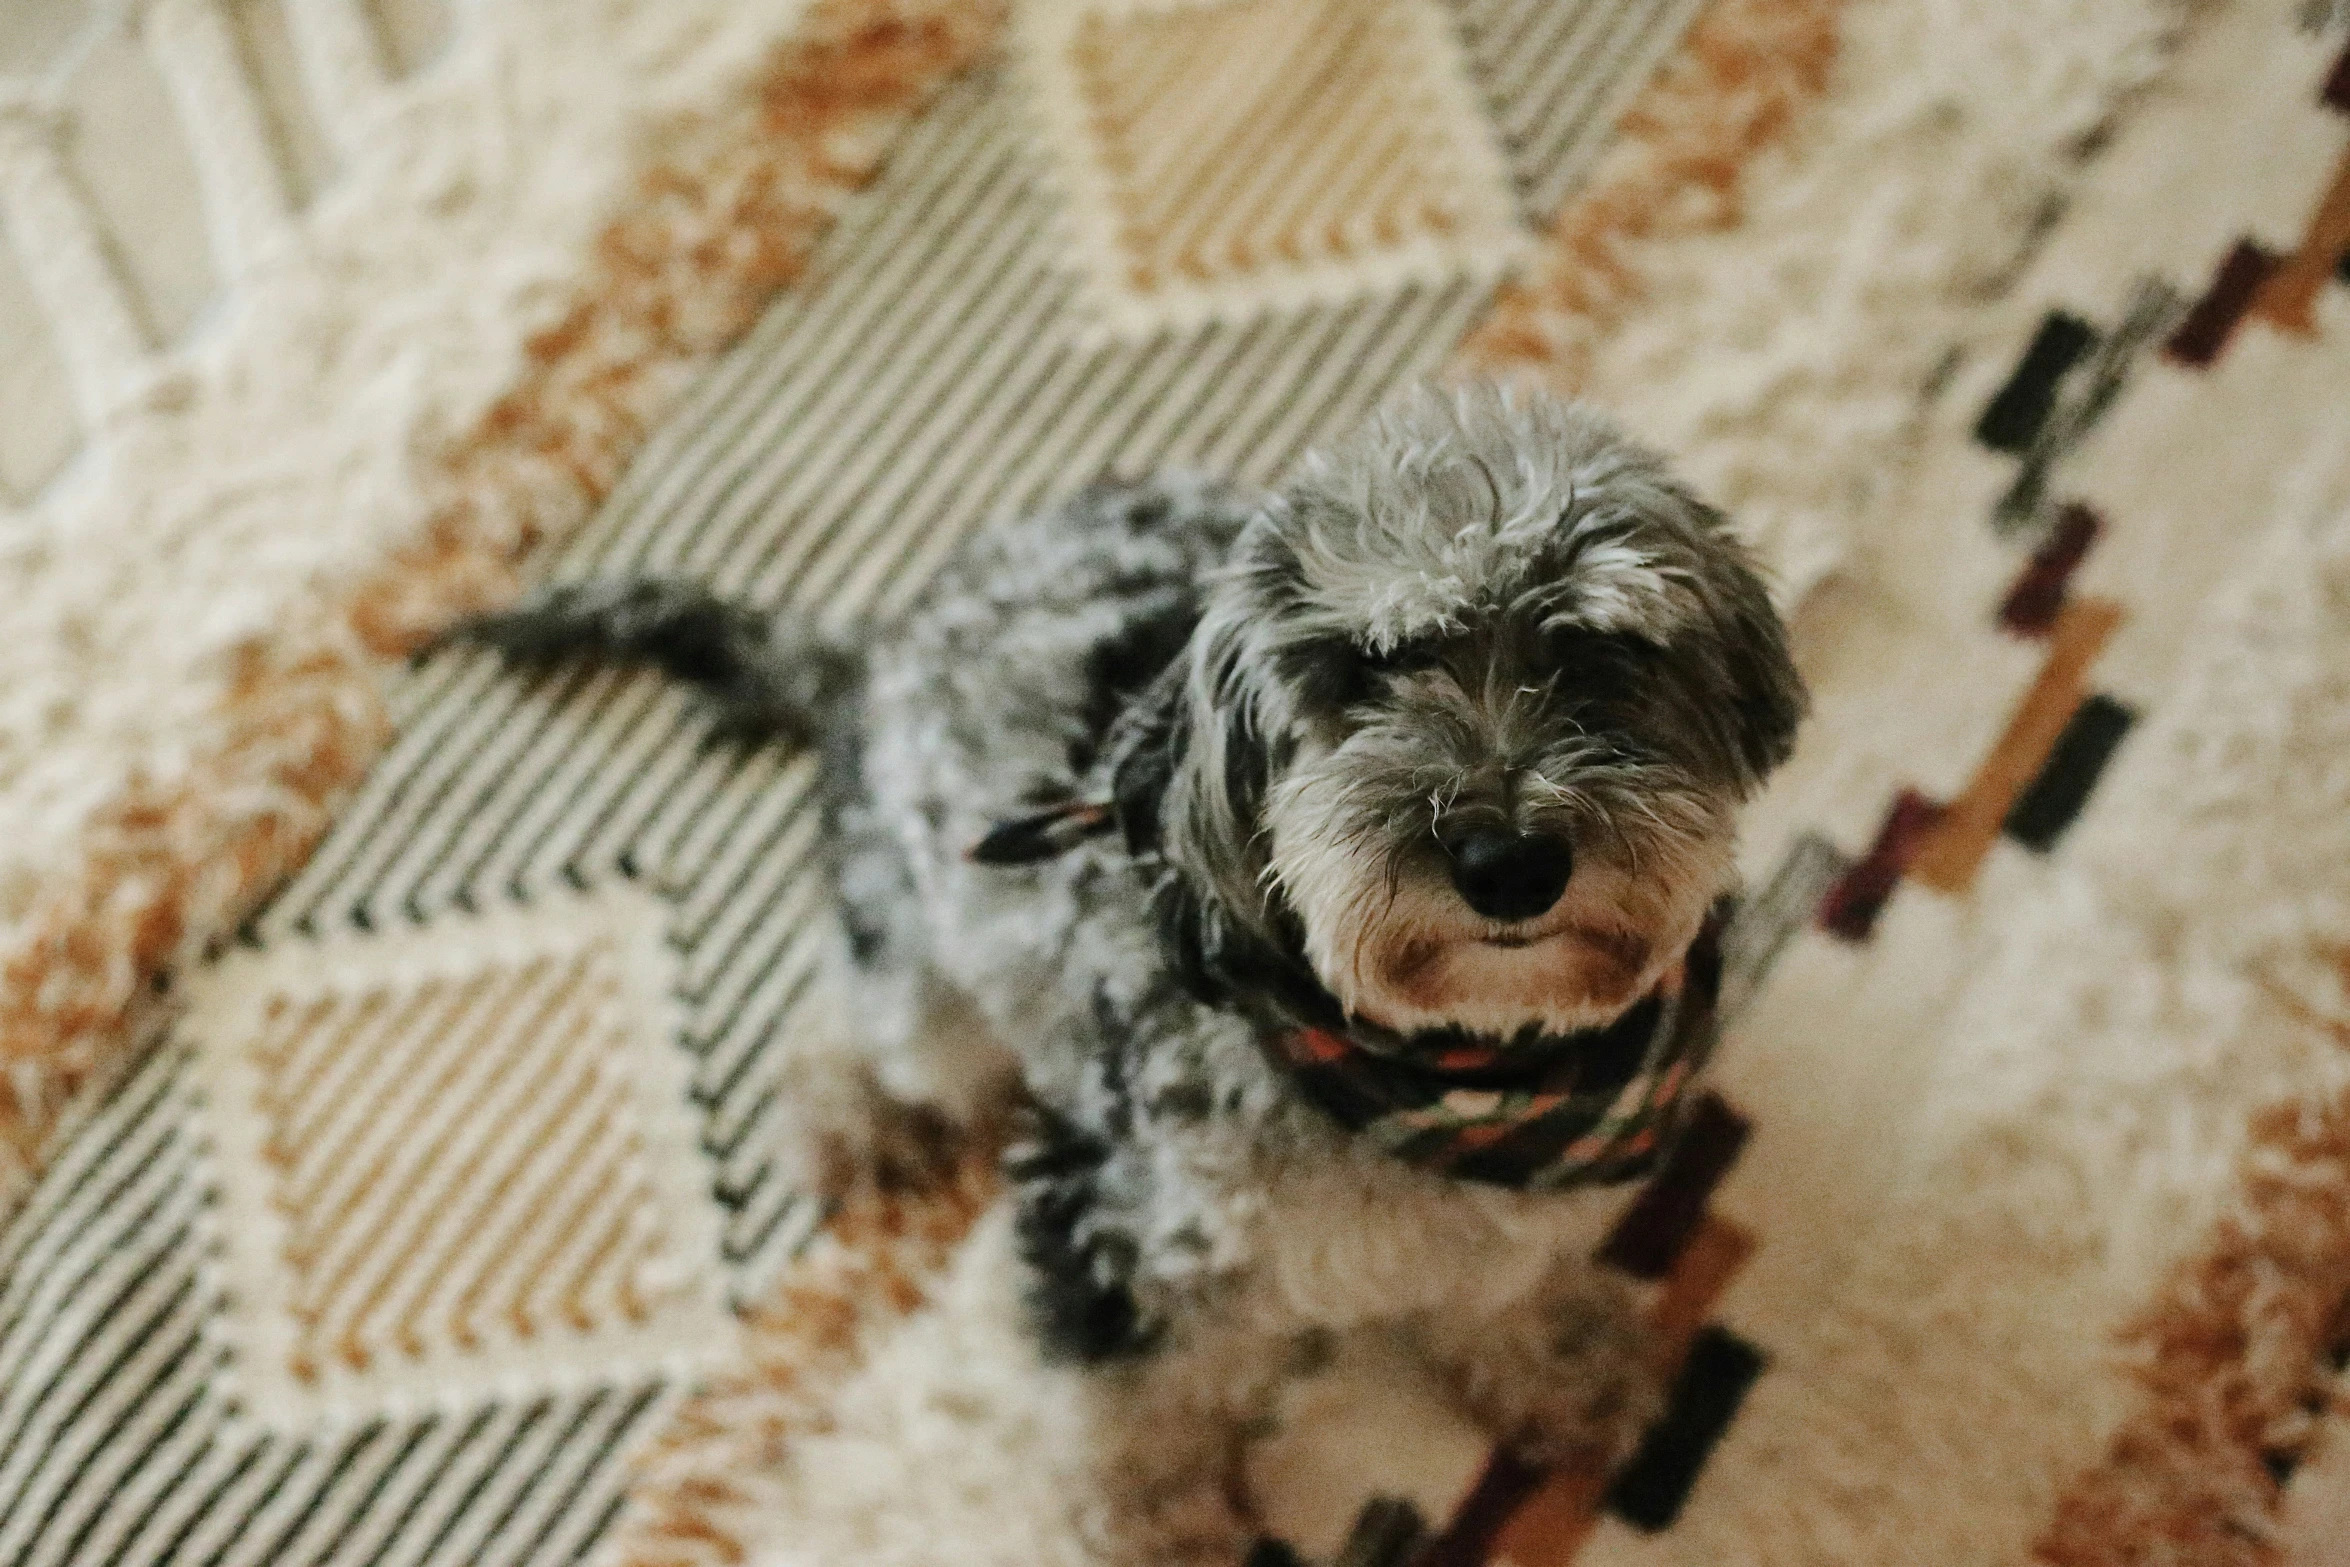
[454,472,1259,1081]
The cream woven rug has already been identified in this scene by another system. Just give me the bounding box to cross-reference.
[7,1,2350,1564]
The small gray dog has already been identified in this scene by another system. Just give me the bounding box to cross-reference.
[463,382,1803,1558]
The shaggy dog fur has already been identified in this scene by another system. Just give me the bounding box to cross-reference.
[462,383,1804,1560]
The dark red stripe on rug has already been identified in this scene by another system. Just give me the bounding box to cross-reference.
[2165,240,2279,368]
[2000,503,2104,637]
[1598,1094,1753,1280]
[1816,790,1947,942]
[1414,1452,1546,1567]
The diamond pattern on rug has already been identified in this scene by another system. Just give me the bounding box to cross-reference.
[185,881,733,1430]
[1016,0,1526,338]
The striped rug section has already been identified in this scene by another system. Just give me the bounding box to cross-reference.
[0,3,1718,1563]
[0,1046,672,1567]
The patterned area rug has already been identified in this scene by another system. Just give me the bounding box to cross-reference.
[7,0,2350,1564]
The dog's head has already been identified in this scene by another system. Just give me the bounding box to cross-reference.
[1121,383,1804,1038]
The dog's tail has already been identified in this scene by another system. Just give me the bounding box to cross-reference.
[442,579,859,749]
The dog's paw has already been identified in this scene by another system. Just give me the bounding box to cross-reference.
[1068,1361,1256,1567]
[1426,1283,1667,1476]
[1496,1292,1668,1473]
[817,1091,968,1197]
[775,1055,973,1200]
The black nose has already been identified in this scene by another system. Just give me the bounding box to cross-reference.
[1446,829,1574,922]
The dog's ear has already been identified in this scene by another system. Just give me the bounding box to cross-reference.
[1635,502,1814,798]
[1157,604,1273,913]
[1735,617,1806,784]
[1107,610,1271,875]
[1104,601,1278,892]
[1107,602,1314,1010]
[1105,659,1186,856]
[1676,503,1807,790]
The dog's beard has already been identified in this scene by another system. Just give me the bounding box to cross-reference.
[1261,758,1733,1038]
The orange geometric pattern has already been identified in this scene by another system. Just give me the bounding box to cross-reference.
[1018,0,1526,337]
[2253,141,2350,337]
[2038,953,2350,1566]
[1907,597,2127,896]
[185,886,734,1429]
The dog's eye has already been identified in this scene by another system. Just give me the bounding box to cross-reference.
[1357,641,1440,679]
[1292,637,1441,714]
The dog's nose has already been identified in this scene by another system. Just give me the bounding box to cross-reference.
[1445,829,1573,922]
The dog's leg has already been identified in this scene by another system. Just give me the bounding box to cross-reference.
[761,658,1026,1195]
[997,1134,1272,1563]
[1061,1329,1283,1567]
[1409,1261,1666,1472]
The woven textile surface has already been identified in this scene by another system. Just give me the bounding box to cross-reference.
[10,0,2350,1563]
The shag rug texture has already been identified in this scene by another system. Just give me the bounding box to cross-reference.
[6,0,2350,1563]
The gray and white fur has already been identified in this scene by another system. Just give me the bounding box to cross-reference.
[461,383,1804,1561]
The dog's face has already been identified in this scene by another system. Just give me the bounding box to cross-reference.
[1149,385,1803,1038]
